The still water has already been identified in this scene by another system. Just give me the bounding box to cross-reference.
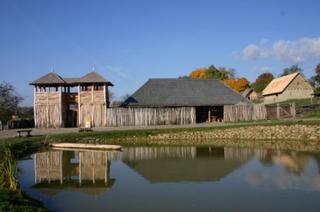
[18,146,320,212]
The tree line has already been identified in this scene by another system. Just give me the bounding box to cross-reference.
[185,64,320,94]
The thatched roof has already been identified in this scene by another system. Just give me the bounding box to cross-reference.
[30,71,113,86]
[31,72,65,85]
[123,78,250,107]
[263,72,300,96]
[77,72,112,84]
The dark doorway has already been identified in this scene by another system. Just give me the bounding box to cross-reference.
[195,107,209,123]
[196,106,224,123]
[66,104,78,127]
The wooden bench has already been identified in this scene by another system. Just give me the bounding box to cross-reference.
[16,130,32,137]
[78,128,93,132]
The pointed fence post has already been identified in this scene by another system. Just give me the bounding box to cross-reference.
[276,103,280,119]
[290,103,296,119]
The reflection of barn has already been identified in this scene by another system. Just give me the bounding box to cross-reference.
[121,146,248,183]
[30,71,113,128]
[34,150,115,196]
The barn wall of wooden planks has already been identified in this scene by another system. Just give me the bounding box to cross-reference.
[106,107,196,127]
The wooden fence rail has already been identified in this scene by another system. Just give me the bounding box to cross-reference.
[106,107,196,127]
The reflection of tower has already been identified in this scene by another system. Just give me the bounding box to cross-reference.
[79,151,110,185]
[34,150,115,196]
[35,151,63,184]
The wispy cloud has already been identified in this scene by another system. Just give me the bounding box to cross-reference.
[252,66,273,73]
[241,37,320,63]
[105,65,129,79]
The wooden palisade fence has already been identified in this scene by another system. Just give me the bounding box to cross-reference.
[223,104,267,122]
[224,103,296,122]
[106,107,196,127]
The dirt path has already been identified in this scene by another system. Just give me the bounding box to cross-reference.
[0,122,228,139]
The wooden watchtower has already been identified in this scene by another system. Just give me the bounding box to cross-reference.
[30,71,113,128]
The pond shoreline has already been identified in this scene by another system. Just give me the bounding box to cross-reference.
[1,120,320,211]
[45,123,320,152]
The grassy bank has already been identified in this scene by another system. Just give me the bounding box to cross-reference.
[47,119,320,143]
[0,137,47,211]
[1,119,320,145]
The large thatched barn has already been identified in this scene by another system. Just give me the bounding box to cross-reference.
[105,78,251,126]
[30,71,113,128]
[263,72,314,103]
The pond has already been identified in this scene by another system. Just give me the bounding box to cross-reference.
[18,145,320,212]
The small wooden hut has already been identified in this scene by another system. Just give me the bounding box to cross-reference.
[30,71,113,128]
[262,72,314,103]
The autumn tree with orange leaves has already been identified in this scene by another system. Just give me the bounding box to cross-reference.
[189,65,235,80]
[223,78,250,93]
[188,65,249,93]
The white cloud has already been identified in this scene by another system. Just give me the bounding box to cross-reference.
[241,37,320,63]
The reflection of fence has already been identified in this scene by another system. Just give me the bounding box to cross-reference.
[224,104,296,122]
[224,148,268,161]
[108,147,197,161]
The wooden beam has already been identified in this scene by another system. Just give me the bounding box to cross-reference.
[59,86,63,127]
[47,89,49,128]
[103,84,107,126]
[78,85,81,127]
[91,84,94,127]
[33,87,37,128]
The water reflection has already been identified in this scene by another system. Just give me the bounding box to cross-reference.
[31,147,320,194]
[34,150,115,196]
[22,146,320,211]
[121,147,247,183]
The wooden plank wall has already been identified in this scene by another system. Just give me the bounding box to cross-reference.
[79,91,106,127]
[106,107,196,127]
[223,104,267,122]
[34,92,63,128]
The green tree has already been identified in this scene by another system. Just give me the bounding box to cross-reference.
[0,82,23,124]
[309,64,320,92]
[281,64,303,76]
[252,72,274,93]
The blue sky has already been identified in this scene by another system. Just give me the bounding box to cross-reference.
[1,0,320,106]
